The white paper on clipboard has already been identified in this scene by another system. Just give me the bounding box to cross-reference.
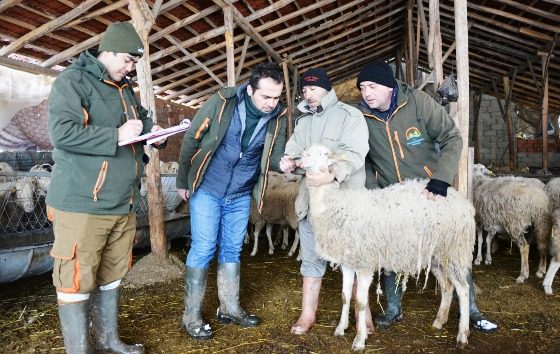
[118,119,191,146]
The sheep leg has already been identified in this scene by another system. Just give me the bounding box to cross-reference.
[281,226,289,250]
[334,266,355,337]
[288,230,299,257]
[543,257,560,295]
[516,241,530,284]
[474,227,484,265]
[266,224,275,255]
[536,233,548,278]
[448,272,470,348]
[484,230,496,265]
[431,265,453,329]
[352,270,373,351]
[250,221,264,256]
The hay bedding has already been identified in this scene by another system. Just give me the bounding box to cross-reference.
[1,238,560,353]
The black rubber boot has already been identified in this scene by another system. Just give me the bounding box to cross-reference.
[467,272,497,332]
[57,299,90,354]
[183,267,213,339]
[375,271,404,329]
[91,287,145,354]
[216,262,260,327]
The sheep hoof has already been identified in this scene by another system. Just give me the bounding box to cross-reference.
[351,338,366,351]
[250,251,257,257]
[473,258,481,266]
[334,327,345,336]
[484,259,492,265]
[544,286,553,295]
[456,338,468,349]
[536,271,545,278]
[515,275,527,284]
[288,251,294,256]
[268,248,274,255]
[432,319,444,329]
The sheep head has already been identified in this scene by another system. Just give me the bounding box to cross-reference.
[301,144,332,176]
[473,163,494,179]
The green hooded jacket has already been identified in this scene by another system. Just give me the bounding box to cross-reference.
[176,85,287,212]
[357,80,462,189]
[47,49,154,214]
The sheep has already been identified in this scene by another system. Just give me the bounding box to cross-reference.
[140,161,181,213]
[545,177,560,211]
[301,144,474,350]
[29,163,52,197]
[543,209,560,295]
[248,171,301,257]
[472,164,551,283]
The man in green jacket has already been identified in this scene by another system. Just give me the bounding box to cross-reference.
[356,60,497,332]
[47,22,165,354]
[280,68,370,335]
[176,63,286,339]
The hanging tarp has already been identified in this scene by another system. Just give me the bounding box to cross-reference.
[0,66,54,151]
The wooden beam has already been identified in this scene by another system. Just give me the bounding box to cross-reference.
[503,76,517,170]
[406,0,416,85]
[212,0,283,64]
[149,6,219,42]
[0,0,23,13]
[64,0,128,28]
[428,0,443,86]
[235,36,251,82]
[224,6,235,87]
[151,0,164,18]
[282,61,293,137]
[41,34,102,67]
[129,0,167,259]
[0,55,59,77]
[166,35,224,87]
[0,0,103,56]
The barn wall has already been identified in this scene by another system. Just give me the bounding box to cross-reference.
[469,93,560,169]
[153,99,197,164]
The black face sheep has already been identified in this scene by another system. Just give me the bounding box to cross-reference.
[472,164,550,283]
[300,144,475,351]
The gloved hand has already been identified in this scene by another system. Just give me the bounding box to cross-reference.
[423,178,450,199]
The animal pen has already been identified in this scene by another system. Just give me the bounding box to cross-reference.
[0,0,560,353]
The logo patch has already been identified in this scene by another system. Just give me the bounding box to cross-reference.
[405,127,424,146]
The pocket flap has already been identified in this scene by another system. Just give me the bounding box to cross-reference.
[50,240,77,260]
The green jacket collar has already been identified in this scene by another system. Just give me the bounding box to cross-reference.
[297,88,338,115]
[71,49,126,84]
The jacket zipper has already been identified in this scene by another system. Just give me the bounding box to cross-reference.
[393,130,405,159]
[93,161,108,201]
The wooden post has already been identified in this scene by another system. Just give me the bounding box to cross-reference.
[454,0,469,197]
[503,76,517,170]
[129,0,168,259]
[289,65,299,137]
[429,0,443,88]
[282,61,293,137]
[541,53,550,172]
[472,89,482,163]
[224,6,235,87]
[406,0,416,86]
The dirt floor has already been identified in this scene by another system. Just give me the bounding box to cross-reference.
[1,237,560,354]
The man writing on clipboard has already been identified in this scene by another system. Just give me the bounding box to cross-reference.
[47,22,166,354]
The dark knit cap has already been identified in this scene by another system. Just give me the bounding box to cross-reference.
[356,60,396,89]
[98,22,144,57]
[301,68,332,91]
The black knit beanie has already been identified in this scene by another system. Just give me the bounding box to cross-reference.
[99,22,144,57]
[300,68,332,91]
[356,61,396,89]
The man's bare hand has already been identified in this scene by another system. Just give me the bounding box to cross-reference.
[117,120,143,142]
[177,188,189,201]
[306,166,334,187]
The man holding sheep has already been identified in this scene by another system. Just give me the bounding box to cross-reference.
[355,60,497,332]
[280,68,370,335]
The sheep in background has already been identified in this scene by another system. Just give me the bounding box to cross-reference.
[301,144,473,350]
[472,164,550,283]
[543,209,560,295]
[29,163,52,197]
[140,161,182,213]
[248,171,301,257]
[545,177,560,210]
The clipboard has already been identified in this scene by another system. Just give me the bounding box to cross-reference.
[118,119,191,146]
